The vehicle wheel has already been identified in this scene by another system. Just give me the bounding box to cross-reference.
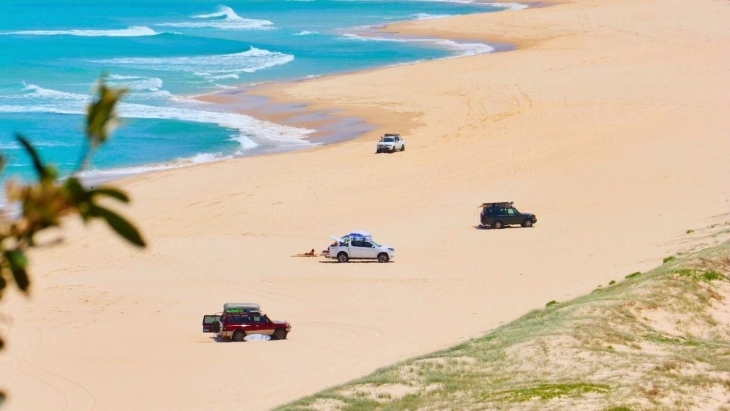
[273,329,288,340]
[522,219,533,228]
[400,145,405,152]
[232,331,245,342]
[493,220,504,229]
[377,253,389,263]
[211,320,222,334]
[337,252,349,263]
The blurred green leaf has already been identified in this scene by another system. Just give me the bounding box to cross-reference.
[64,177,89,201]
[90,187,129,203]
[86,82,126,148]
[16,134,54,182]
[89,205,145,247]
[5,250,30,292]
[62,177,94,221]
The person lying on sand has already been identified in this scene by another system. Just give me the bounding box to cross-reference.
[292,249,318,257]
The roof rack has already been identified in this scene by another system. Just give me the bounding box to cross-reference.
[223,303,260,313]
[478,201,513,208]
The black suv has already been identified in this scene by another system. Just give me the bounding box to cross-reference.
[479,201,537,229]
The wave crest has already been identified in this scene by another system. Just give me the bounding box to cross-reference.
[1,26,159,37]
[94,47,294,77]
[157,6,274,30]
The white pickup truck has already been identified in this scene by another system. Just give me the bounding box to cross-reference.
[325,231,395,263]
[376,133,406,153]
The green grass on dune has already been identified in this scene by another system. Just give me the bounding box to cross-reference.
[275,237,730,411]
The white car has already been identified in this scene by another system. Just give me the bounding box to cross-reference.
[376,133,406,153]
[325,231,395,263]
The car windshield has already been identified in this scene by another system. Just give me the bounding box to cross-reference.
[382,137,394,142]
[370,240,381,247]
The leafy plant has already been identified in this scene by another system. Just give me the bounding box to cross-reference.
[663,256,676,264]
[625,271,641,279]
[0,78,145,403]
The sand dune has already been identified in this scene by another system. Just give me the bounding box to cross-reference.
[1,0,728,409]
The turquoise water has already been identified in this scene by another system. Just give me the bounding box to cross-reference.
[0,0,520,183]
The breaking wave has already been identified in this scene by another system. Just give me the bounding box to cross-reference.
[157,6,274,30]
[1,26,159,37]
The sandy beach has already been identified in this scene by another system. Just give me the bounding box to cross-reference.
[1,0,729,409]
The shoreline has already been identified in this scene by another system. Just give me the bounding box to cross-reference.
[48,2,535,190]
[69,7,519,189]
[3,0,729,409]
[190,2,539,158]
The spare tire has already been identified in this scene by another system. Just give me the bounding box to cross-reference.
[210,320,222,333]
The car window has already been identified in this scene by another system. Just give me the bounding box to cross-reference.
[351,240,364,247]
[507,208,516,215]
[383,137,394,142]
[362,241,373,247]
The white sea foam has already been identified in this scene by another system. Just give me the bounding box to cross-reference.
[411,13,450,20]
[383,0,527,6]
[0,83,318,184]
[107,75,163,91]
[489,3,528,10]
[94,47,294,78]
[105,75,174,101]
[1,26,159,37]
[293,30,318,36]
[341,33,494,56]
[157,6,274,30]
[230,135,259,150]
[0,140,76,151]
[19,83,90,102]
[0,84,316,151]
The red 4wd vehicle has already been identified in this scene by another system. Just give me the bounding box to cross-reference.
[202,303,291,342]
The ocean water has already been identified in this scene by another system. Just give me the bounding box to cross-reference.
[0,0,523,184]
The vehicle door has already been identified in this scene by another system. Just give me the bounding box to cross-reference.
[257,315,276,336]
[360,240,379,259]
[245,313,267,335]
[202,314,222,333]
[224,314,246,334]
[348,239,366,258]
[505,207,521,225]
[394,136,401,150]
